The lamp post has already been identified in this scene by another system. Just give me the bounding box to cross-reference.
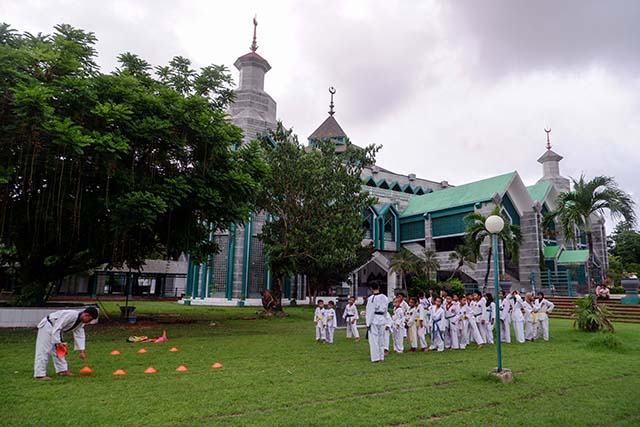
[485,215,504,373]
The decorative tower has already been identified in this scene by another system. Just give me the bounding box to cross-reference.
[228,16,277,145]
[536,128,570,193]
[308,87,348,146]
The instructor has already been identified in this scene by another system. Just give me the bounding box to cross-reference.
[34,307,99,380]
[365,283,388,363]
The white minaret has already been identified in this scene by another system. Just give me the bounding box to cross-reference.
[537,128,570,193]
[227,16,277,145]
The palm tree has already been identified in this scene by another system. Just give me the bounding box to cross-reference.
[549,175,636,292]
[389,248,419,291]
[465,206,523,293]
[448,244,476,280]
[419,248,441,283]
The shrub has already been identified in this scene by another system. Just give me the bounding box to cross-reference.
[439,278,466,297]
[586,332,623,351]
[572,294,614,332]
[610,286,625,294]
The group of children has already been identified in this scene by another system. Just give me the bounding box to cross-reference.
[314,286,555,362]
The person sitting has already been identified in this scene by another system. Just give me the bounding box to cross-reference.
[595,284,610,299]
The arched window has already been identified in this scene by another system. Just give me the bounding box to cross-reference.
[384,211,395,241]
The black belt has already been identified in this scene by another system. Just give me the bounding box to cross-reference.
[345,314,354,318]
[374,311,385,315]
[46,316,53,326]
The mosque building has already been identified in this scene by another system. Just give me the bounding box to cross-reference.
[182,21,608,305]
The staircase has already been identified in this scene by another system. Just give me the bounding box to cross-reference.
[548,296,640,324]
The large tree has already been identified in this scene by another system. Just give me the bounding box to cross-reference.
[258,124,378,312]
[465,206,523,293]
[548,175,636,291]
[389,248,419,291]
[610,222,640,268]
[0,24,267,305]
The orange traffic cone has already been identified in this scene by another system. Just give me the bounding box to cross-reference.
[211,362,223,369]
[144,367,157,374]
[110,350,121,356]
[113,369,126,376]
[169,347,178,352]
[137,348,147,354]
[175,365,188,372]
[80,366,93,374]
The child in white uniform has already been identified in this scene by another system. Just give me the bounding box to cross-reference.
[314,300,325,342]
[444,295,460,349]
[342,296,360,341]
[458,297,470,349]
[391,298,405,353]
[522,293,536,341]
[405,297,419,352]
[429,297,445,352]
[324,301,337,344]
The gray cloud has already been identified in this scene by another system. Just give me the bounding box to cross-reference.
[444,0,640,76]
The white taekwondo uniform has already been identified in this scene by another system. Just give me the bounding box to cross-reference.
[342,303,360,339]
[314,306,325,341]
[391,305,405,353]
[324,307,337,343]
[533,297,555,341]
[499,297,512,343]
[510,294,525,343]
[34,310,87,378]
[366,292,389,362]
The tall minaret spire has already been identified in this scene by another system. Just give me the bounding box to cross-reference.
[544,127,552,150]
[250,15,258,52]
[328,87,336,116]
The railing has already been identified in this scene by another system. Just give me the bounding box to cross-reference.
[530,270,574,296]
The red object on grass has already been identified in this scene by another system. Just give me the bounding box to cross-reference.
[144,367,157,374]
[175,365,188,372]
[169,347,178,352]
[55,343,67,358]
[110,350,121,355]
[211,362,223,369]
[137,348,147,354]
[113,369,126,376]
[80,366,92,374]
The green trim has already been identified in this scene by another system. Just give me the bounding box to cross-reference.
[193,264,201,298]
[428,204,475,219]
[501,193,521,226]
[558,249,589,264]
[363,176,377,187]
[225,224,237,300]
[399,214,424,224]
[377,179,390,189]
[543,245,560,259]
[200,257,208,300]
[185,255,193,297]
[402,184,415,194]
[414,186,425,195]
[390,181,403,192]
[241,215,253,299]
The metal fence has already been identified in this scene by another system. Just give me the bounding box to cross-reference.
[530,270,576,297]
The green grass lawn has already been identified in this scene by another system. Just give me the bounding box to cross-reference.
[1,302,639,427]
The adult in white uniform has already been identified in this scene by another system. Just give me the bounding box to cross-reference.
[534,292,555,341]
[509,291,526,343]
[34,307,98,379]
[365,283,389,363]
[498,290,511,343]
[522,293,536,341]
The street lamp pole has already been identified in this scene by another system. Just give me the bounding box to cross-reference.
[492,232,502,372]
[485,215,505,373]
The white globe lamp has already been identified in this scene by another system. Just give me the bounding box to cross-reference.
[485,215,505,234]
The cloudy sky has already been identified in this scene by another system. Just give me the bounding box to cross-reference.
[3,0,639,230]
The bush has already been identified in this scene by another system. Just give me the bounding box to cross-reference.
[610,286,625,294]
[586,332,623,351]
[572,295,614,332]
[439,278,466,297]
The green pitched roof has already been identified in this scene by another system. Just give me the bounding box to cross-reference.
[543,245,560,259]
[401,172,517,217]
[527,181,552,203]
[558,249,589,264]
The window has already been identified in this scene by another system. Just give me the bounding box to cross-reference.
[384,211,395,241]
[434,235,465,252]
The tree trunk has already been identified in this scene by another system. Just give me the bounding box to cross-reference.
[483,246,492,294]
[448,261,463,281]
[271,276,284,312]
[586,230,595,294]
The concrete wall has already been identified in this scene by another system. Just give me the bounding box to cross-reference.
[0,306,97,328]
